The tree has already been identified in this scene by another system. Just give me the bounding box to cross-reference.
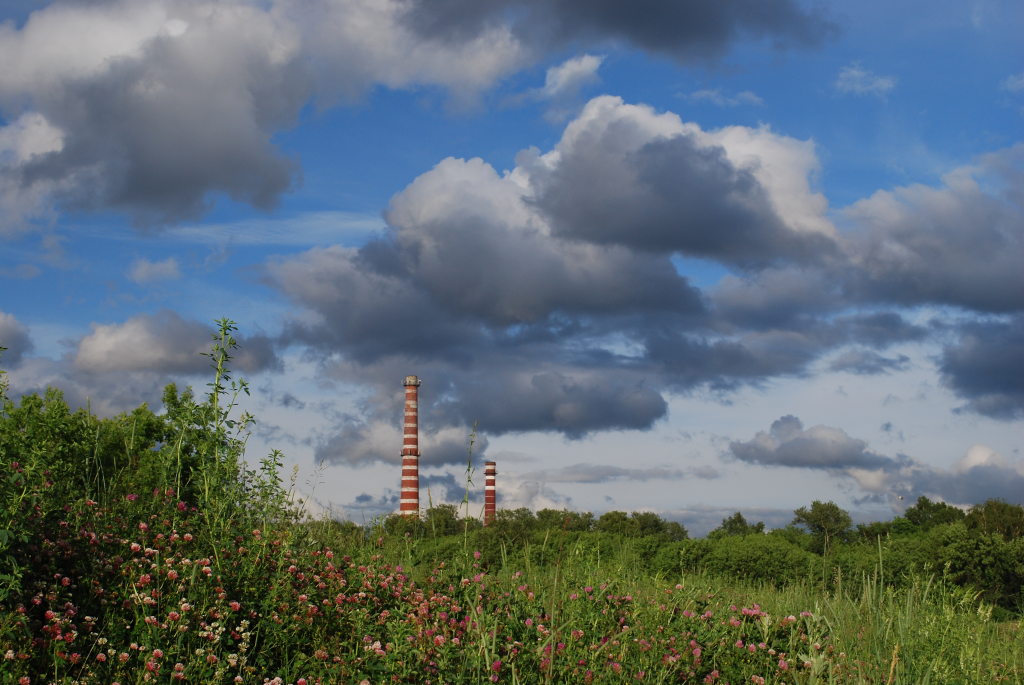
[792,501,852,554]
[596,510,632,536]
[630,511,667,537]
[536,508,594,532]
[966,499,1024,539]
[707,512,765,540]
[903,496,965,530]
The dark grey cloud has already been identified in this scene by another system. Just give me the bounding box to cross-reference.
[842,145,1024,312]
[728,419,1024,508]
[906,462,1024,505]
[263,102,1016,469]
[3,1,309,226]
[711,268,842,329]
[939,315,1024,420]
[522,462,718,484]
[644,329,824,390]
[828,348,910,375]
[437,369,667,438]
[531,119,838,266]
[0,311,32,366]
[730,415,895,470]
[403,0,836,63]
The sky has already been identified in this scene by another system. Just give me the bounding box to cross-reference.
[1,0,1022,536]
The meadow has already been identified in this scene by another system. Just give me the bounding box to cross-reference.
[1,324,1021,683]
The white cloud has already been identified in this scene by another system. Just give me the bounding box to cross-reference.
[541,54,604,100]
[1002,72,1024,93]
[835,62,896,97]
[128,257,181,284]
[688,89,763,107]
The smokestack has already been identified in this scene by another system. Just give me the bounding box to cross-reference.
[484,461,496,526]
[399,375,422,517]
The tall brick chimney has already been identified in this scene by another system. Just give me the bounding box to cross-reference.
[399,375,421,517]
[484,461,496,526]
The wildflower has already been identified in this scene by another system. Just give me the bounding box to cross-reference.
[779,659,789,671]
[127,494,138,501]
[474,550,481,560]
[491,660,502,672]
[152,649,163,658]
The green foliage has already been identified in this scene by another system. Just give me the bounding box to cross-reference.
[966,498,1024,539]
[793,500,853,554]
[904,495,966,530]
[708,511,766,540]
[3,325,1024,681]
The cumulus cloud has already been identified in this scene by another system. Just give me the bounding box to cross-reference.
[128,256,181,284]
[530,97,837,264]
[730,415,895,470]
[259,98,1018,470]
[730,418,1024,507]
[5,310,280,416]
[835,62,896,97]
[0,0,835,229]
[0,311,32,366]
[843,144,1024,312]
[0,0,309,226]
[0,0,519,228]
[74,310,278,375]
[265,95,985,466]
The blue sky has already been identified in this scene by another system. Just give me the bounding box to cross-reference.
[1,0,1022,534]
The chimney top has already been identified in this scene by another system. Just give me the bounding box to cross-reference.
[403,375,421,387]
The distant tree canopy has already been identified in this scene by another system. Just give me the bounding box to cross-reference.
[966,499,1024,539]
[707,512,765,540]
[792,500,852,554]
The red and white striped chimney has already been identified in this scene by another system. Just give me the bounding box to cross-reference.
[399,375,422,517]
[484,461,496,526]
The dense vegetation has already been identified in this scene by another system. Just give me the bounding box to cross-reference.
[1,326,1022,683]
